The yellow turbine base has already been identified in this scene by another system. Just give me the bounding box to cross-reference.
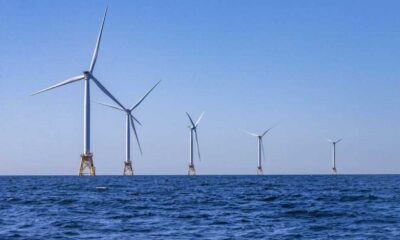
[188,164,196,176]
[123,161,134,176]
[78,153,95,176]
[257,166,263,175]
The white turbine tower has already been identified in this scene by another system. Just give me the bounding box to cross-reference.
[242,126,275,175]
[186,112,205,175]
[95,80,161,176]
[326,138,342,174]
[32,7,122,176]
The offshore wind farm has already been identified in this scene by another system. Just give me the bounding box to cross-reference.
[2,1,400,239]
[25,4,343,176]
[5,2,397,176]
[28,6,305,176]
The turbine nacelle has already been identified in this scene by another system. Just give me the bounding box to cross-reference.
[326,138,343,145]
[83,71,91,79]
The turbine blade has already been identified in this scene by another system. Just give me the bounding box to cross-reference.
[31,75,85,96]
[195,111,205,127]
[93,101,124,111]
[130,114,142,126]
[91,75,125,110]
[194,129,201,161]
[89,7,108,73]
[239,129,258,137]
[130,116,142,155]
[336,138,343,144]
[130,80,161,111]
[186,112,196,128]
[262,125,277,137]
[324,137,334,143]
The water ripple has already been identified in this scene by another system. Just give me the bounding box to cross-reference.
[0,175,400,239]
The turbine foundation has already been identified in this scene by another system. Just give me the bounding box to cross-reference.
[257,166,263,175]
[123,161,134,176]
[332,167,337,175]
[188,164,196,176]
[78,153,95,176]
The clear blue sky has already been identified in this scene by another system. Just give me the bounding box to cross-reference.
[1,0,400,175]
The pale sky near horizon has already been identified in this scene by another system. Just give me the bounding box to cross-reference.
[1,0,400,175]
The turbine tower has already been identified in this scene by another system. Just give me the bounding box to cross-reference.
[32,7,122,176]
[95,81,161,176]
[186,112,205,176]
[326,138,342,174]
[242,126,275,175]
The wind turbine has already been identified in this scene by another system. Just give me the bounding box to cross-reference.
[186,112,205,175]
[326,138,342,174]
[242,126,275,175]
[32,7,122,176]
[94,80,161,176]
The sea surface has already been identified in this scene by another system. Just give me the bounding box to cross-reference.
[0,175,399,239]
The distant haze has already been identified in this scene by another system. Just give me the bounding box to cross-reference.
[1,0,400,175]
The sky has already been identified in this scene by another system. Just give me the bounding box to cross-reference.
[1,0,400,175]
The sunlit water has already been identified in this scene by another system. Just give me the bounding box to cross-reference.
[1,175,399,239]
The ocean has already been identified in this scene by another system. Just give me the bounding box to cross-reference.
[0,175,399,239]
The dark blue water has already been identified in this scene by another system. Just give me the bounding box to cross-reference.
[1,175,399,239]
